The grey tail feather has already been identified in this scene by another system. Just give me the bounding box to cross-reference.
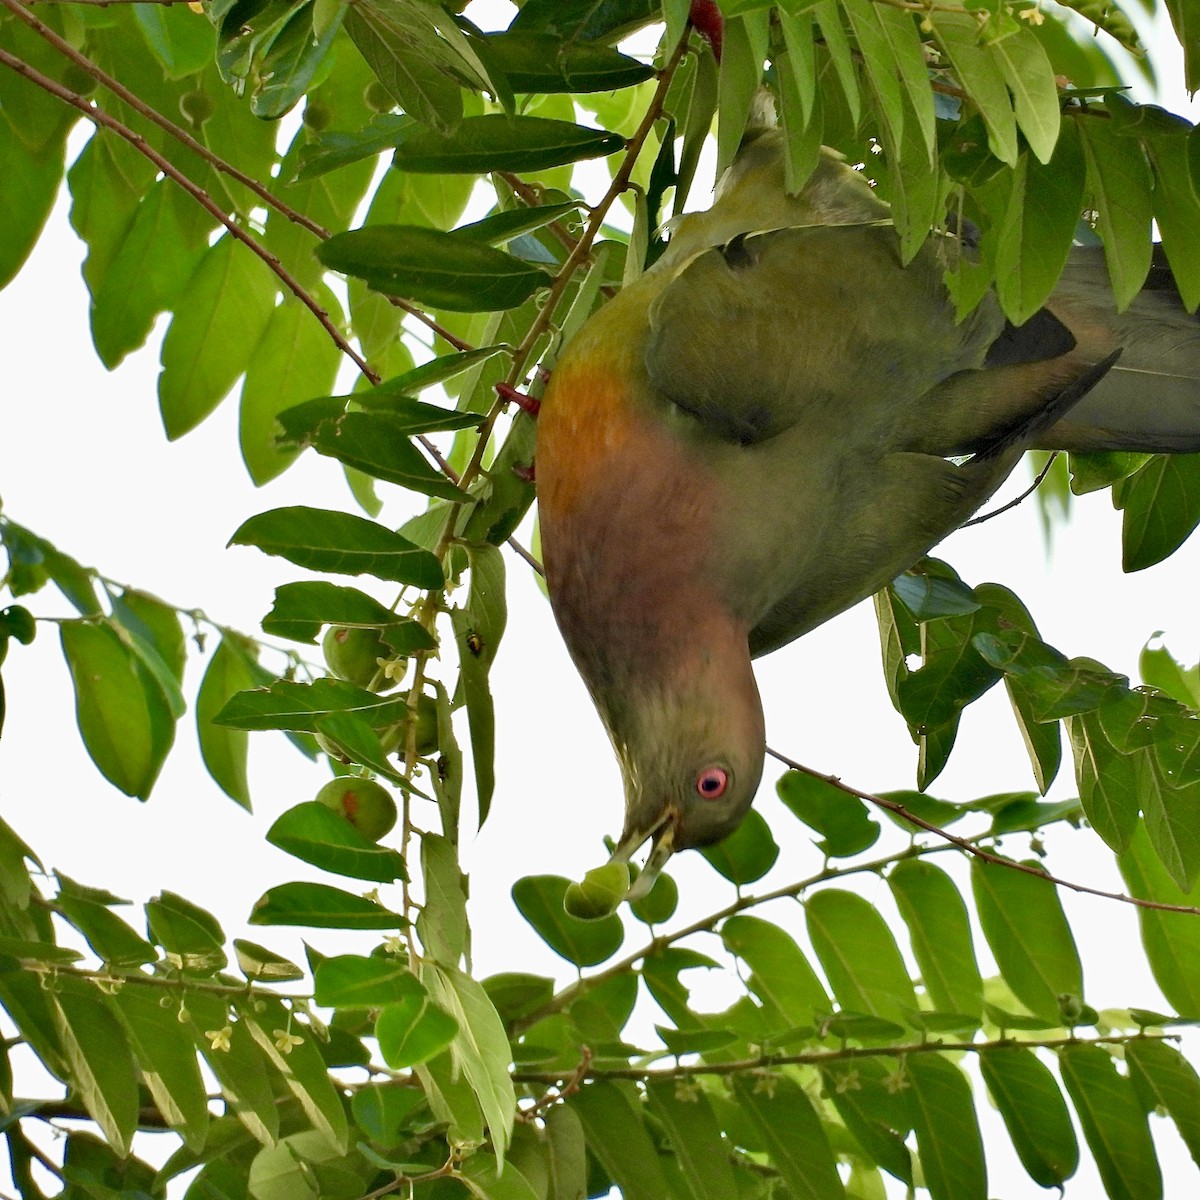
[1039,245,1200,454]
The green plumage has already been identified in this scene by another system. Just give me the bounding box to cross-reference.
[536,132,1200,893]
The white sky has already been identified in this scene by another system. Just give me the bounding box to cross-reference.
[2,2,1200,1196]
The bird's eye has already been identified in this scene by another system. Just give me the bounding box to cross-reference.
[695,766,729,800]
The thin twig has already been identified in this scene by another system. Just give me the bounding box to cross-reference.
[963,451,1060,527]
[0,48,378,383]
[391,298,475,353]
[511,1031,1167,1084]
[3,0,329,240]
[768,748,1200,917]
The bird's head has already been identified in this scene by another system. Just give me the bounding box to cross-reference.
[602,642,765,899]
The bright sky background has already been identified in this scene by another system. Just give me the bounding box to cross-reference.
[2,1,1200,1196]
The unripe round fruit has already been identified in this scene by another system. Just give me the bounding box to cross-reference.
[363,81,395,113]
[563,863,629,920]
[377,693,440,757]
[302,100,333,131]
[323,625,391,690]
[62,64,98,97]
[316,776,397,841]
[179,90,216,127]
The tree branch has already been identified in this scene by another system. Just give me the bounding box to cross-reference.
[768,748,1200,917]
[3,0,329,239]
[511,1030,1172,1085]
[0,47,378,382]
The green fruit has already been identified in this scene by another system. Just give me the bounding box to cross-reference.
[302,100,333,131]
[630,870,678,925]
[378,693,440,757]
[323,626,392,690]
[316,776,397,841]
[179,90,216,127]
[563,863,629,920]
[363,81,396,113]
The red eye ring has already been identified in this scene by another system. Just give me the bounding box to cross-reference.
[695,766,729,800]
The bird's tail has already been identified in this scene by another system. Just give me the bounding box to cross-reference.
[1039,246,1200,454]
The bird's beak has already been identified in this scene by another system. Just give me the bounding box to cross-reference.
[610,806,678,902]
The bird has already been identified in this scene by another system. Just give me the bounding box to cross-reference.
[534,128,1200,897]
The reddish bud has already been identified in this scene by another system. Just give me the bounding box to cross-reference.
[689,0,723,62]
[495,381,541,417]
[512,462,536,483]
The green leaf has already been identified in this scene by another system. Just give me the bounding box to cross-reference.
[1066,708,1139,852]
[1127,1038,1200,1167]
[821,1057,914,1184]
[994,132,1086,323]
[1142,124,1200,312]
[298,411,469,502]
[721,914,832,1029]
[375,986,459,1069]
[1078,109,1154,309]
[511,875,623,967]
[907,1054,987,1200]
[238,997,351,1153]
[806,889,918,1028]
[1119,822,1200,1015]
[185,999,279,1147]
[364,347,508,397]
[979,1045,1079,1187]
[698,807,779,885]
[233,939,305,983]
[342,0,476,135]
[158,233,277,440]
[970,857,1083,1023]
[229,505,443,587]
[1059,1043,1163,1200]
[417,1049,484,1147]
[891,568,981,621]
[509,0,659,41]
[239,293,343,486]
[1137,752,1200,892]
[59,619,175,799]
[214,676,409,733]
[842,0,907,165]
[645,1079,736,1200]
[49,983,140,1157]
[318,225,550,312]
[458,1153,542,1199]
[545,1103,587,1200]
[315,955,421,1007]
[390,114,624,173]
[455,541,506,822]
[250,882,405,930]
[776,770,880,857]
[931,12,1019,165]
[889,860,983,1019]
[0,121,62,292]
[55,876,156,969]
[89,181,206,370]
[145,891,226,971]
[715,13,767,175]
[417,833,468,966]
[263,581,434,647]
[993,27,1061,164]
[732,1074,846,1199]
[477,32,654,93]
[267,801,407,882]
[571,1082,671,1200]
[196,637,258,810]
[109,983,210,1152]
[422,963,517,1162]
[1115,453,1200,571]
